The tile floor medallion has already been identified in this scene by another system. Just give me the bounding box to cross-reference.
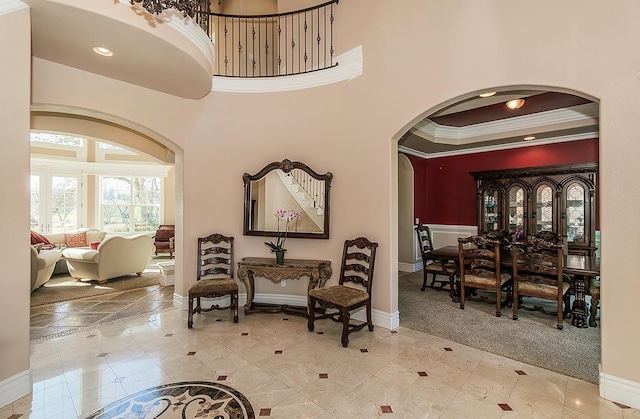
[86,381,255,419]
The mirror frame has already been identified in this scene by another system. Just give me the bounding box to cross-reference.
[243,159,333,239]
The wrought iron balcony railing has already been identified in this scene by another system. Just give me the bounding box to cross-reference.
[195,0,339,78]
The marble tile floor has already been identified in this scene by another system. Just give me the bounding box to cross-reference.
[5,307,640,418]
[29,285,175,341]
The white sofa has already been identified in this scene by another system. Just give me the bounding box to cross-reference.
[44,228,107,248]
[62,234,155,284]
[30,246,63,291]
[41,228,109,275]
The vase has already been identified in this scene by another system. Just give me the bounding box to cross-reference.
[275,249,286,265]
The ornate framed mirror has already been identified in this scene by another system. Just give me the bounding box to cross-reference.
[243,159,332,239]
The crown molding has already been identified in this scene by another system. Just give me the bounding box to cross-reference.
[414,103,599,144]
[398,130,599,160]
[0,0,28,15]
[212,45,363,93]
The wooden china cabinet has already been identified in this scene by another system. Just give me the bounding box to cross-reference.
[471,163,598,256]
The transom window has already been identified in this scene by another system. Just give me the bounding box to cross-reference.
[30,132,83,147]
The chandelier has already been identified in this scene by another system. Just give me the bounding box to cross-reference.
[130,0,200,17]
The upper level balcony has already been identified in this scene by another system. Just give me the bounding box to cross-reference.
[20,0,357,99]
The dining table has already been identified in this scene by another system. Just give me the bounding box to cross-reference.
[425,245,601,328]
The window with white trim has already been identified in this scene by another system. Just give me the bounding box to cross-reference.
[100,176,162,233]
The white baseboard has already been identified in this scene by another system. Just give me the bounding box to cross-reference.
[600,371,640,410]
[398,262,421,273]
[0,370,31,409]
[343,308,398,330]
[173,292,397,329]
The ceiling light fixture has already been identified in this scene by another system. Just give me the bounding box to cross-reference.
[130,0,199,17]
[479,92,496,98]
[524,136,536,141]
[92,46,113,57]
[506,98,525,110]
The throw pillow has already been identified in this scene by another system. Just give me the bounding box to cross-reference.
[30,231,51,245]
[64,231,87,248]
[90,241,102,250]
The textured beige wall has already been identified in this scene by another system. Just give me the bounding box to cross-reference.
[4,0,639,392]
[0,4,31,393]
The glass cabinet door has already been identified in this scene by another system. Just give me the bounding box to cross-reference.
[507,186,525,234]
[534,184,554,233]
[483,186,500,233]
[565,182,586,244]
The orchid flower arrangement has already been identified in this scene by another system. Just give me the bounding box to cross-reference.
[514,228,523,240]
[264,208,302,252]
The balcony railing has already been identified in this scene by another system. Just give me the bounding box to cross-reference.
[195,0,339,78]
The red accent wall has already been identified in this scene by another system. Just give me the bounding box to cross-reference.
[405,138,599,227]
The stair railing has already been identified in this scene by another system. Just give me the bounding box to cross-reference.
[196,0,339,78]
[291,168,325,212]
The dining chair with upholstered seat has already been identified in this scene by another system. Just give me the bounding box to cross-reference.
[512,238,569,329]
[307,237,378,347]
[187,233,238,328]
[416,224,457,292]
[457,235,512,317]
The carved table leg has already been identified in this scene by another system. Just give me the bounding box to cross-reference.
[237,268,255,313]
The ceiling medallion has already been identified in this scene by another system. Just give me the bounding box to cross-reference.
[130,0,200,17]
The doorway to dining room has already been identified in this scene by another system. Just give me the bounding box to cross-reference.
[395,86,601,383]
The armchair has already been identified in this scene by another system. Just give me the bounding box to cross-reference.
[30,246,62,291]
[154,225,175,258]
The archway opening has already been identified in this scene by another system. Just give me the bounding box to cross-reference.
[395,86,600,383]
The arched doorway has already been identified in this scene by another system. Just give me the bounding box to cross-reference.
[395,87,601,383]
[28,108,184,305]
[397,154,416,273]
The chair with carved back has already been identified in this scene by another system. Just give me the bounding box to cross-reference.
[187,233,238,328]
[415,224,457,292]
[512,238,569,329]
[530,231,567,253]
[457,235,512,317]
[307,237,378,347]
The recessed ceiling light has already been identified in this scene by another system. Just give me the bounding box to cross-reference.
[93,46,113,57]
[524,136,536,141]
[479,92,496,98]
[506,98,525,110]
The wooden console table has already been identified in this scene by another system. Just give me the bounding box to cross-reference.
[236,257,332,317]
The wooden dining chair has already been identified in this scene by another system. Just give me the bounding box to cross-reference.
[187,233,238,328]
[511,238,569,329]
[457,235,512,317]
[307,237,378,347]
[415,224,457,292]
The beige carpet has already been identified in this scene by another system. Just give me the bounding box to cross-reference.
[30,256,171,306]
[399,270,601,383]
